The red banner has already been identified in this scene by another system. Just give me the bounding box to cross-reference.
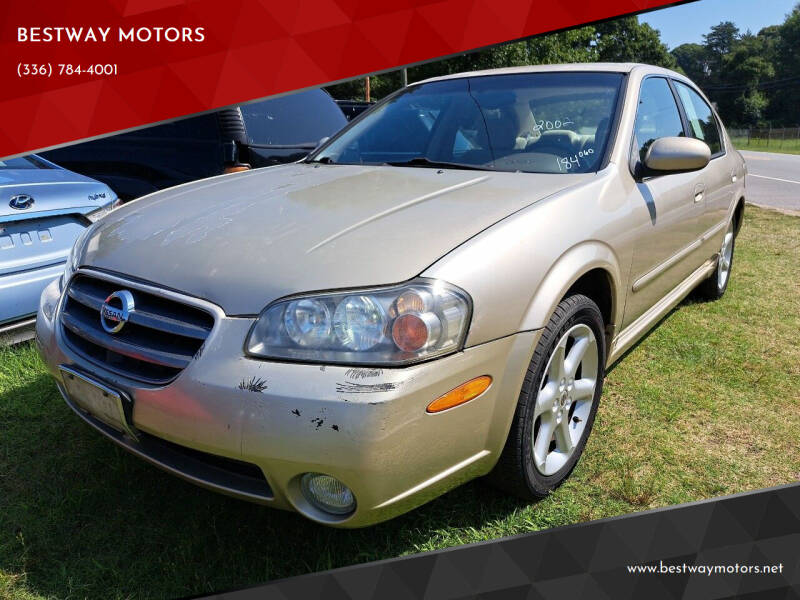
[1,0,682,158]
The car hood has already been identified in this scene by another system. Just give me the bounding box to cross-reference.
[79,163,593,315]
[0,167,113,219]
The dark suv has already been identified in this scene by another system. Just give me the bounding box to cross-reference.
[42,89,347,201]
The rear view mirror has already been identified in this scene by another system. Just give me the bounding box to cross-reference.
[644,137,710,173]
[316,136,330,149]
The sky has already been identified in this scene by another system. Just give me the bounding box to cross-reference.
[639,0,797,48]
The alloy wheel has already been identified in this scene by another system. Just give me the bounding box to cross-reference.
[531,323,599,476]
[718,222,734,290]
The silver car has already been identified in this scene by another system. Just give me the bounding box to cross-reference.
[36,63,746,527]
[1,155,117,341]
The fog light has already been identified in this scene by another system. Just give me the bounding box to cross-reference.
[300,473,356,515]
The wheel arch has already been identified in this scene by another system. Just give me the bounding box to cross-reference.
[519,241,622,344]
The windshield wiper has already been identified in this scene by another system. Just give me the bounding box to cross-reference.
[385,157,491,171]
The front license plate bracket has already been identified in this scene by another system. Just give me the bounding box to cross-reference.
[60,366,138,439]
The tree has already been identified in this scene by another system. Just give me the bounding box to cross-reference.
[594,17,677,69]
[326,19,667,101]
[703,21,740,80]
[524,26,597,65]
[326,6,800,128]
[672,43,709,85]
[328,28,598,101]
[704,21,740,56]
[765,3,800,124]
[721,34,775,125]
[406,39,533,83]
[734,89,769,124]
[775,4,800,74]
[756,24,782,53]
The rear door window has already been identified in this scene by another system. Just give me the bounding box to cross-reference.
[673,81,723,156]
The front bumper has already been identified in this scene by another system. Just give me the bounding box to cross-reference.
[36,275,538,527]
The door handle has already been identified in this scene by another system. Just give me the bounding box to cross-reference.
[694,183,705,203]
[731,170,737,183]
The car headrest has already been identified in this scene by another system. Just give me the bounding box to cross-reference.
[539,129,581,144]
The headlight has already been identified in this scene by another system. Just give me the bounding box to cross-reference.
[246,279,471,365]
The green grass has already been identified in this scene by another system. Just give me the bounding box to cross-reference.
[732,136,800,155]
[1,207,799,600]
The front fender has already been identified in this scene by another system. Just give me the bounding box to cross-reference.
[519,241,622,332]
[423,166,633,348]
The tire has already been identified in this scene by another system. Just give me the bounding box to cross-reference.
[695,219,736,301]
[488,294,606,499]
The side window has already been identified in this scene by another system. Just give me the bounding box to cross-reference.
[673,82,723,155]
[124,114,219,142]
[240,89,347,146]
[633,77,685,162]
[171,114,220,141]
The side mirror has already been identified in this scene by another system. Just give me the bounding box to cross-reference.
[315,136,330,149]
[644,137,710,173]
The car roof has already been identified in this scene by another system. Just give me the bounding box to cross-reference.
[416,62,685,84]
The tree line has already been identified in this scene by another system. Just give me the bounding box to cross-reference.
[327,4,800,128]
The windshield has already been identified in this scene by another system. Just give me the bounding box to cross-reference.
[0,155,54,170]
[312,72,623,174]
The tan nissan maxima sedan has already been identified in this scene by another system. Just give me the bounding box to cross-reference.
[36,63,746,526]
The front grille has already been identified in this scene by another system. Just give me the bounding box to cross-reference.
[61,273,214,384]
